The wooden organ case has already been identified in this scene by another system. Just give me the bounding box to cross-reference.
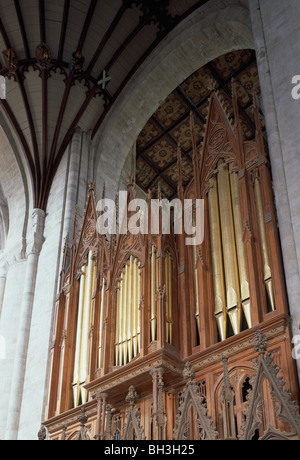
[42,84,300,441]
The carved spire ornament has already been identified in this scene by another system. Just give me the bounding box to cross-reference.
[182,361,195,386]
[241,331,300,440]
[221,356,237,440]
[38,425,47,441]
[174,362,218,440]
[76,408,90,441]
[88,178,96,192]
[122,386,145,441]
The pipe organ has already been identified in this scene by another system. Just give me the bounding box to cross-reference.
[150,245,157,343]
[165,251,173,346]
[97,279,106,369]
[44,87,298,442]
[115,256,141,366]
[207,160,252,341]
[72,251,96,407]
[253,172,275,312]
[150,247,173,345]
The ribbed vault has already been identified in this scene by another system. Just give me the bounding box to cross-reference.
[0,0,209,210]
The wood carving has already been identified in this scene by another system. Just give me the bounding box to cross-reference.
[173,362,218,440]
[43,83,299,442]
[122,387,145,441]
[241,331,300,441]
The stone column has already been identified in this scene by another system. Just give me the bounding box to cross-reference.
[63,128,83,240]
[0,260,8,317]
[249,0,300,376]
[5,209,45,440]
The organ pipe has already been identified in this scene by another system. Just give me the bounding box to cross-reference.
[132,258,138,357]
[193,243,201,341]
[98,279,106,368]
[127,257,133,363]
[165,252,173,345]
[122,264,128,366]
[72,265,86,407]
[150,246,157,342]
[114,257,141,366]
[115,280,121,366]
[80,251,95,404]
[137,260,141,354]
[72,250,95,407]
[253,176,275,311]
[217,161,241,336]
[208,175,227,341]
[229,165,252,328]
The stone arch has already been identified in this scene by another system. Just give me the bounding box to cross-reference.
[0,181,8,253]
[0,115,32,259]
[94,0,254,199]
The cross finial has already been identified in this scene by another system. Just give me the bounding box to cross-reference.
[127,172,135,188]
[207,78,218,94]
[88,178,96,192]
[101,182,106,200]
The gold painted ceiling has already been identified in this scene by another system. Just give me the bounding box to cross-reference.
[136,49,266,199]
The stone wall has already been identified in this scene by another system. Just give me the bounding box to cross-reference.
[249,0,300,369]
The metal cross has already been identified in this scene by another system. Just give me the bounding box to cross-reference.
[97,70,111,90]
[0,76,6,99]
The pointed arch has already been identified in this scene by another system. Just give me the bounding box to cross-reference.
[240,331,300,441]
[174,363,219,441]
[122,386,145,441]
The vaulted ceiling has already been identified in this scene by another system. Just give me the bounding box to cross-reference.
[0,0,209,210]
[136,48,267,199]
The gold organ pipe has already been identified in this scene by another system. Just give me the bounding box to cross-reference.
[98,280,106,368]
[229,166,252,329]
[133,259,138,358]
[170,254,173,344]
[122,266,127,365]
[165,254,169,344]
[115,258,141,366]
[73,265,86,407]
[80,251,94,404]
[118,271,124,366]
[168,253,173,345]
[193,244,201,340]
[127,256,133,363]
[151,246,157,342]
[137,261,141,354]
[254,177,275,311]
[208,175,227,341]
[217,161,241,335]
[122,263,129,365]
[115,281,120,366]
